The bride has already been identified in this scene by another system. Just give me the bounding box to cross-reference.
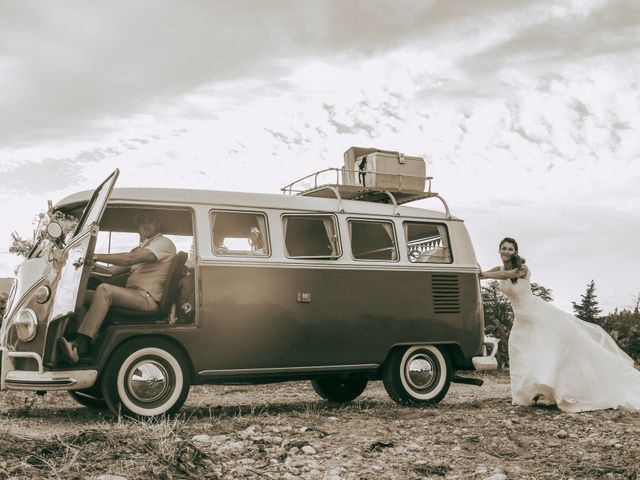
[480,237,640,412]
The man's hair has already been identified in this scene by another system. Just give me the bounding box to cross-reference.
[135,211,160,225]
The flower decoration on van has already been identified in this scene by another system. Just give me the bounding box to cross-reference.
[9,205,78,258]
[40,209,78,247]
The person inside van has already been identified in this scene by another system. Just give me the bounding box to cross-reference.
[249,226,267,255]
[58,211,177,364]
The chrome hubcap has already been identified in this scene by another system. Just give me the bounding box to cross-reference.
[405,354,436,390]
[128,360,170,403]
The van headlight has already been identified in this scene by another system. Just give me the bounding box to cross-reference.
[15,308,38,342]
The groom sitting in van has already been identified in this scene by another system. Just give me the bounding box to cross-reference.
[58,211,176,364]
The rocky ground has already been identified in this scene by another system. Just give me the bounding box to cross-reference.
[0,371,638,479]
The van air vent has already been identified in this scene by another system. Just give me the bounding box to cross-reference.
[431,274,461,314]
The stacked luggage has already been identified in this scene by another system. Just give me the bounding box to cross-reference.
[343,147,426,192]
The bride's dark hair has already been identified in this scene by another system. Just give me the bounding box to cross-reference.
[499,237,526,284]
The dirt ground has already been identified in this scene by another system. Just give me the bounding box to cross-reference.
[0,371,638,479]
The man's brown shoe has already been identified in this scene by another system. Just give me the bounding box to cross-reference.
[57,337,79,364]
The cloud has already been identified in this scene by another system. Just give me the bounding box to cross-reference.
[457,0,640,76]
[0,0,564,146]
[0,158,85,194]
[0,135,160,195]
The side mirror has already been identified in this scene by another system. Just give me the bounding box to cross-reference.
[47,221,64,240]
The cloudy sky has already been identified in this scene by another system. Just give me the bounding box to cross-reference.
[0,0,638,312]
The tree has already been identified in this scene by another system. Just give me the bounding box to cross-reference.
[0,292,7,321]
[598,307,640,361]
[625,325,640,361]
[481,281,514,368]
[630,291,640,314]
[531,283,553,302]
[572,280,602,324]
[481,280,553,368]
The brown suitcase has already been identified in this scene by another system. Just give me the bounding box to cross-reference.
[343,147,426,191]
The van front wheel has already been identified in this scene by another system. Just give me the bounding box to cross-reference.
[311,375,368,403]
[101,338,191,418]
[382,345,452,406]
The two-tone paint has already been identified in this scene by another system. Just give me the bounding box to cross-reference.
[1,183,487,396]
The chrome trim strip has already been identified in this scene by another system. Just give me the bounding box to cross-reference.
[3,276,45,327]
[199,260,477,273]
[4,369,98,391]
[198,363,379,377]
[7,351,44,374]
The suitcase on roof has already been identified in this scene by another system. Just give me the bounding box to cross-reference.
[343,147,426,192]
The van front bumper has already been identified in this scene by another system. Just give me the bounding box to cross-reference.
[1,349,97,391]
[4,369,98,391]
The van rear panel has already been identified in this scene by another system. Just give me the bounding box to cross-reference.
[192,264,482,375]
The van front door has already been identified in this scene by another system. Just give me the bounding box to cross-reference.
[50,170,119,320]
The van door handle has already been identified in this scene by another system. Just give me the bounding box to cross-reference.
[297,292,311,303]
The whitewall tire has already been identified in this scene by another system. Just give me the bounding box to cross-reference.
[382,345,452,406]
[101,338,191,418]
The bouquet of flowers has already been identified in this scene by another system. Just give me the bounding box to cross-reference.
[9,204,79,258]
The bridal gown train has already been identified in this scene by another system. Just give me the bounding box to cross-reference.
[499,269,640,412]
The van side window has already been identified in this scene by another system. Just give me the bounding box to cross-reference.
[349,219,398,261]
[404,222,452,263]
[95,209,194,255]
[283,215,340,259]
[211,211,269,256]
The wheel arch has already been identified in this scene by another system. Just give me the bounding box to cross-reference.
[97,333,196,382]
[382,341,464,371]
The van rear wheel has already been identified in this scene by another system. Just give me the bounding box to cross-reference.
[382,345,452,406]
[311,375,368,403]
[101,338,191,418]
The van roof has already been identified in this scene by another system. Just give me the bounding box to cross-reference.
[54,187,459,221]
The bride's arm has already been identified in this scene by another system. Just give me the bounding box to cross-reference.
[480,264,528,280]
[478,266,499,279]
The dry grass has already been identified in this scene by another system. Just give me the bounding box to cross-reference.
[0,371,639,479]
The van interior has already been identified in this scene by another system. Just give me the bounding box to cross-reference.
[77,206,196,326]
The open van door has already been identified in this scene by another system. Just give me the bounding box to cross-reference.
[50,170,119,321]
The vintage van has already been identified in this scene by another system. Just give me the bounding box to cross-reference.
[0,167,497,417]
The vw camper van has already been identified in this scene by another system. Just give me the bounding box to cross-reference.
[1,157,497,418]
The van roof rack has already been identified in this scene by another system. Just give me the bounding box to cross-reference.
[281,168,451,218]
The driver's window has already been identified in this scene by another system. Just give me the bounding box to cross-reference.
[349,219,397,261]
[95,232,192,256]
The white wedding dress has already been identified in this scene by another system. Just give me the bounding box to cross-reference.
[499,268,640,412]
